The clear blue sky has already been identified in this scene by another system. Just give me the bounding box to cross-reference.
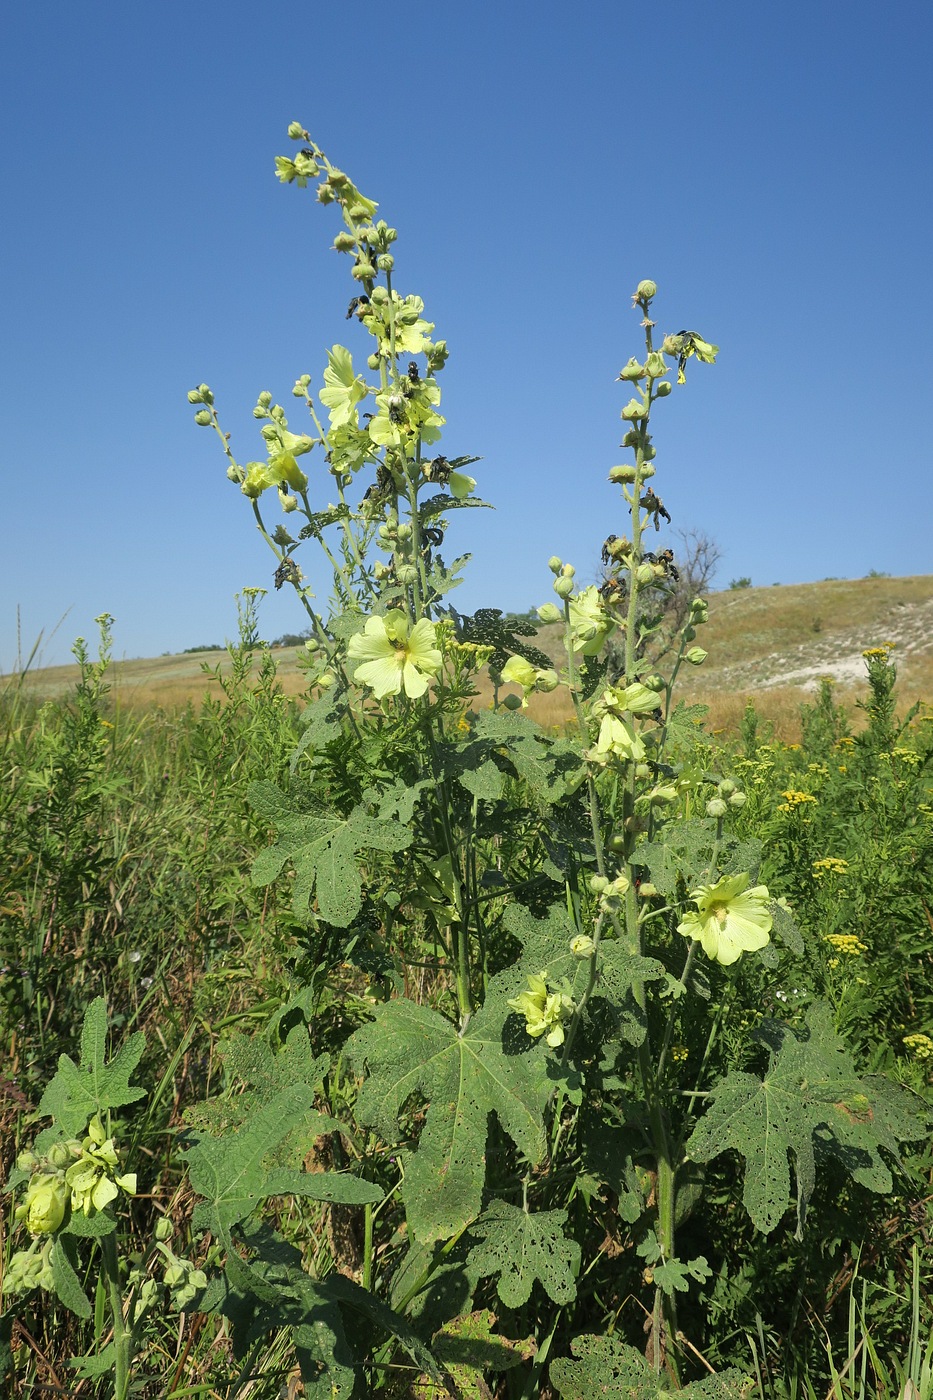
[2,1,931,670]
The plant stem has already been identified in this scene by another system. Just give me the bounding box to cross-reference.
[101,1231,131,1400]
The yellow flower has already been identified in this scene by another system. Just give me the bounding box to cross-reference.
[507,973,575,1048]
[903,1033,933,1062]
[348,611,442,699]
[813,858,849,878]
[824,933,867,956]
[677,873,772,966]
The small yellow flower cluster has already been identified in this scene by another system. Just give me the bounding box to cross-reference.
[807,763,830,777]
[786,743,802,752]
[736,757,775,785]
[813,857,849,877]
[890,747,921,766]
[862,644,895,659]
[903,1032,933,1062]
[777,790,818,812]
[835,737,856,749]
[671,1045,689,1063]
[824,933,868,956]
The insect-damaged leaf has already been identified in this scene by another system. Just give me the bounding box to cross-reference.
[551,1333,748,1399]
[686,1001,931,1236]
[348,996,548,1242]
[466,1199,580,1307]
[249,782,411,926]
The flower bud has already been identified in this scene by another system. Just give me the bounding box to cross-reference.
[589,874,610,894]
[640,462,656,478]
[621,397,648,422]
[718,779,736,796]
[634,763,652,779]
[729,791,747,809]
[279,492,299,512]
[636,279,657,301]
[685,647,708,665]
[534,668,559,693]
[197,384,213,403]
[706,797,728,818]
[560,562,576,578]
[287,121,306,140]
[570,935,596,959]
[618,357,645,382]
[537,602,562,623]
[690,598,709,622]
[352,261,376,282]
[154,1216,174,1242]
[637,882,659,898]
[333,232,357,252]
[553,575,575,599]
[661,334,684,356]
[226,463,245,483]
[609,464,637,483]
[396,564,419,585]
[621,429,640,448]
[193,410,212,426]
[547,556,563,574]
[252,405,268,419]
[655,381,673,398]
[376,253,394,272]
[645,352,668,379]
[636,563,656,585]
[186,389,203,405]
[47,1142,73,1169]
[503,693,523,710]
[26,1175,66,1236]
[650,786,679,805]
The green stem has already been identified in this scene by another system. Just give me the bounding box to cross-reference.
[101,1231,131,1400]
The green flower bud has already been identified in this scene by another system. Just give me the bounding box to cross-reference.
[640,462,656,478]
[376,253,394,272]
[553,575,575,599]
[17,1150,38,1173]
[609,464,637,483]
[706,797,728,818]
[287,121,306,140]
[570,935,596,959]
[503,693,523,710]
[186,388,203,405]
[226,463,245,483]
[662,334,684,356]
[621,429,640,447]
[396,522,413,541]
[645,352,668,379]
[26,1175,67,1236]
[618,357,645,382]
[333,232,357,252]
[560,562,576,578]
[396,564,419,585]
[537,602,562,623]
[634,763,652,780]
[252,405,268,419]
[684,625,697,642]
[650,786,679,805]
[636,279,657,301]
[367,353,380,370]
[636,563,656,585]
[547,556,563,574]
[589,874,610,894]
[534,668,559,693]
[655,381,673,398]
[316,183,335,204]
[197,384,213,404]
[718,779,736,796]
[637,882,659,898]
[352,262,376,282]
[621,397,648,422]
[193,409,212,426]
[279,492,299,512]
[729,791,747,809]
[690,598,709,622]
[348,202,371,220]
[46,1142,73,1169]
[154,1216,174,1242]
[685,647,708,666]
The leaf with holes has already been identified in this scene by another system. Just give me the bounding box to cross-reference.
[466,1200,579,1306]
[550,1334,749,1398]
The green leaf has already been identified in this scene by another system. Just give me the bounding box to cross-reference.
[184,1084,380,1235]
[458,758,505,801]
[62,1209,118,1238]
[68,1343,117,1379]
[686,1002,932,1236]
[249,784,412,926]
[466,1199,579,1306]
[425,1310,534,1399]
[474,709,577,808]
[631,820,715,898]
[349,996,548,1242]
[38,996,146,1136]
[50,1237,92,1319]
[550,1334,749,1398]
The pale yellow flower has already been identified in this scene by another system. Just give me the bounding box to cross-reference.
[348,611,442,699]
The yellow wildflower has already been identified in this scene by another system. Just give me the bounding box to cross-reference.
[824,933,867,956]
[903,1033,933,1062]
[813,858,849,878]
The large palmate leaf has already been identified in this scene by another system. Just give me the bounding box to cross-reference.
[686,1001,931,1236]
[551,1333,748,1399]
[249,782,412,926]
[466,1200,580,1306]
[474,709,579,808]
[349,996,548,1242]
[38,996,146,1136]
[184,1085,382,1236]
[424,1310,533,1400]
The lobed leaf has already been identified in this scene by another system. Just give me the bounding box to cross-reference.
[38,996,146,1136]
[466,1199,580,1306]
[550,1333,749,1398]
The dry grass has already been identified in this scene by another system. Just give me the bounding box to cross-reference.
[8,576,932,743]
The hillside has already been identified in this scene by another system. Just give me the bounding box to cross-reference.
[8,574,932,739]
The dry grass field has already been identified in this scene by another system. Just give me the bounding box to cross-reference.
[9,574,932,741]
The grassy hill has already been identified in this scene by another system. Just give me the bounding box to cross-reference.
[8,574,933,740]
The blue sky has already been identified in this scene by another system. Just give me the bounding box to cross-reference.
[2,1,931,670]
